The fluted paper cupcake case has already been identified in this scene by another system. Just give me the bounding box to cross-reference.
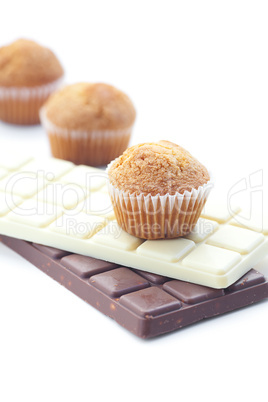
[107,163,213,240]
[0,77,63,125]
[40,108,134,167]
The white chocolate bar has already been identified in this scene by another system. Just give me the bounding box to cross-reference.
[0,154,267,289]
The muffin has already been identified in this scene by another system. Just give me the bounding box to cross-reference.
[0,39,64,125]
[40,82,136,167]
[107,140,212,239]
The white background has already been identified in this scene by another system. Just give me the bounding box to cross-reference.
[0,1,268,401]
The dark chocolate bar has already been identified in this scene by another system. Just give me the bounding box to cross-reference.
[1,234,267,338]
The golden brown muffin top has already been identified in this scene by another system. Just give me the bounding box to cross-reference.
[0,39,64,87]
[44,82,136,131]
[108,140,210,195]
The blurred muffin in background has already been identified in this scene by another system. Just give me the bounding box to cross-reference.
[0,39,64,125]
[40,82,136,166]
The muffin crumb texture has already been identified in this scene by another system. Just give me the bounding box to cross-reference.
[0,38,63,87]
[44,82,136,131]
[109,141,210,195]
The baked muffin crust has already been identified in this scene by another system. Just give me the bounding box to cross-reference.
[108,140,210,195]
[44,82,136,131]
[0,39,63,87]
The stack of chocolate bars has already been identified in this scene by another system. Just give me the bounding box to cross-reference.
[0,155,267,338]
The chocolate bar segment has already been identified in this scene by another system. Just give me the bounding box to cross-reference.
[228,269,265,292]
[0,235,267,339]
[120,287,182,317]
[32,243,70,259]
[61,254,118,278]
[133,269,168,285]
[163,281,224,304]
[89,267,150,297]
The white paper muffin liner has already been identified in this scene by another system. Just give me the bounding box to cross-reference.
[0,77,63,125]
[40,108,134,167]
[107,161,213,239]
[0,77,63,100]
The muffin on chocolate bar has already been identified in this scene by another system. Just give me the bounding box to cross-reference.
[40,82,136,166]
[107,140,211,239]
[0,38,64,125]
